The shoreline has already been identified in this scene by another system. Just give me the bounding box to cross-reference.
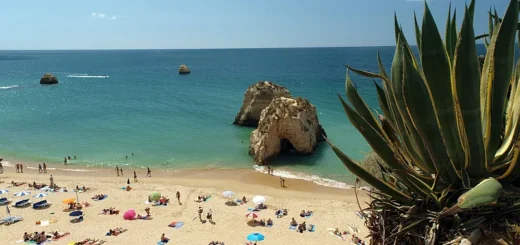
[0,158,362,201]
[0,154,357,191]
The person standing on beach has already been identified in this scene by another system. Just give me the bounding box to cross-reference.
[64,157,67,165]
[207,208,213,223]
[20,163,23,173]
[127,178,130,185]
[134,171,138,182]
[198,206,203,221]
[176,191,181,204]
[15,164,19,173]
[120,168,123,176]
[50,175,54,188]
[116,166,119,176]
[280,177,285,188]
[38,164,42,173]
[0,161,3,173]
[43,163,47,173]
[147,167,151,177]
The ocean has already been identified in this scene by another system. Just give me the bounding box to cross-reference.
[0,46,487,188]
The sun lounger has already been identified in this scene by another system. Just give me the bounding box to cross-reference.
[33,200,52,209]
[12,199,31,208]
[0,197,11,205]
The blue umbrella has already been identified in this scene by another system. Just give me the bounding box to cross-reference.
[69,211,83,217]
[246,233,265,242]
[14,191,31,197]
[33,193,48,199]
[0,189,8,195]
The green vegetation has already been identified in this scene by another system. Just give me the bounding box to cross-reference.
[328,0,520,244]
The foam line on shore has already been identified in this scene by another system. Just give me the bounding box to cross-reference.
[66,75,109,78]
[253,165,354,189]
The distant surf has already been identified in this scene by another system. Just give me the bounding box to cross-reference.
[67,74,109,78]
[0,85,20,90]
[253,165,354,189]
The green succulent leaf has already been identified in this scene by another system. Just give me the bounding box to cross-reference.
[457,178,503,209]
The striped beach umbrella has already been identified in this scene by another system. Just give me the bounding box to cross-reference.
[33,193,48,199]
[245,211,258,219]
[14,191,30,197]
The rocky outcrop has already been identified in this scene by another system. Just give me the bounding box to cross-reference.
[178,65,190,74]
[249,97,327,165]
[234,81,291,127]
[40,73,58,85]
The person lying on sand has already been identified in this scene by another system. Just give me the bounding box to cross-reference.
[102,207,119,215]
[255,203,266,209]
[290,218,298,227]
[300,210,306,217]
[305,210,313,216]
[283,209,288,216]
[108,227,127,236]
[125,185,132,191]
[91,194,106,200]
[158,196,169,205]
[52,231,70,240]
[12,181,26,187]
[196,195,210,202]
[82,201,91,207]
[161,233,169,243]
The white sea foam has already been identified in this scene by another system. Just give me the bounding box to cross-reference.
[66,75,109,78]
[253,165,354,189]
[0,85,20,90]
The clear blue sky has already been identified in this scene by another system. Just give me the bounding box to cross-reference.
[0,0,509,50]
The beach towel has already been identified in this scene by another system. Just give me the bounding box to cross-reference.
[168,221,184,228]
[266,224,273,228]
[305,213,314,218]
[157,241,169,245]
[289,225,296,230]
[309,225,316,232]
[204,196,212,202]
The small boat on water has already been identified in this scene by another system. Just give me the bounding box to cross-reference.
[178,65,190,74]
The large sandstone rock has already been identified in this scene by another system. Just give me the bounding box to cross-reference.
[40,73,58,85]
[234,81,291,127]
[178,65,190,74]
[249,97,327,165]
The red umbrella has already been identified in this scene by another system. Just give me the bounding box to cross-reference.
[245,211,258,219]
[123,209,136,220]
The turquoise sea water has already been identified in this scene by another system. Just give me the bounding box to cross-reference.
[0,47,485,187]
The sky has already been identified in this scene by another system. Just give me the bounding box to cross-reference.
[0,0,510,50]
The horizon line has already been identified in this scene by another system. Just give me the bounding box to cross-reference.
[0,45,405,51]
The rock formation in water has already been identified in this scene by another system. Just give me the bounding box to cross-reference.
[39,73,58,85]
[249,96,327,165]
[234,81,292,127]
[178,65,190,74]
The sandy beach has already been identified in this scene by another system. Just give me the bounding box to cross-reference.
[0,161,368,245]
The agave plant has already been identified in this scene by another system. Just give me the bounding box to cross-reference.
[328,0,520,244]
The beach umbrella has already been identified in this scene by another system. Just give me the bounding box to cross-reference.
[245,211,258,219]
[63,198,76,204]
[123,209,136,220]
[0,189,8,195]
[14,191,30,197]
[246,233,265,242]
[69,211,83,217]
[222,191,235,198]
[33,193,48,199]
[150,192,161,202]
[252,196,266,205]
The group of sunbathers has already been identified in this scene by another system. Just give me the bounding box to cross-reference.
[150,196,169,205]
[67,202,83,210]
[91,194,106,200]
[74,238,106,244]
[275,209,288,218]
[255,203,267,210]
[101,207,119,215]
[256,218,273,227]
[291,218,314,233]
[196,195,211,202]
[23,231,69,243]
[107,227,127,236]
[299,210,313,217]
[208,241,225,245]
